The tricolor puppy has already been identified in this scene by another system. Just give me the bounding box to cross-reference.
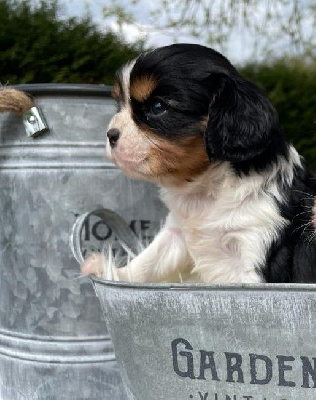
[82,44,316,283]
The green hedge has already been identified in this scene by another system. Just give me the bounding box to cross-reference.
[0,0,143,85]
[241,60,316,171]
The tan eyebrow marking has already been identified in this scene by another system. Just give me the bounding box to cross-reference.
[130,75,157,102]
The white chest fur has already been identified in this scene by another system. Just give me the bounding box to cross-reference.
[161,160,294,283]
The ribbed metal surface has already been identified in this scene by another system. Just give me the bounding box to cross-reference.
[94,280,316,400]
[0,84,167,399]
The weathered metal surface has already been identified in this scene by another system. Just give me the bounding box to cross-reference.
[93,280,316,400]
[0,84,167,399]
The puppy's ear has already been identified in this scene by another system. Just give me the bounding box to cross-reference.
[204,75,278,162]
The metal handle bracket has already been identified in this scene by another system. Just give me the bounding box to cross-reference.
[23,106,49,137]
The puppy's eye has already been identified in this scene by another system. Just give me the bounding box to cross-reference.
[149,100,168,115]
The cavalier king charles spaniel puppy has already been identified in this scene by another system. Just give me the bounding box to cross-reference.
[82,44,316,284]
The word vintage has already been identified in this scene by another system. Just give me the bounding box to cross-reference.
[171,338,316,389]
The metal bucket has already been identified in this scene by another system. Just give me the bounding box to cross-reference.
[93,280,316,400]
[0,84,167,399]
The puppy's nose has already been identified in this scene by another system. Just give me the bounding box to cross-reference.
[107,128,120,147]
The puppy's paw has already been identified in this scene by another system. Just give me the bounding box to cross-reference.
[81,252,104,277]
[81,252,119,280]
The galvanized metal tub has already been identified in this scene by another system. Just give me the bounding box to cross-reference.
[93,280,316,400]
[0,84,167,399]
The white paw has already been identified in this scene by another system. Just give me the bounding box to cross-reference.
[81,252,119,280]
[81,252,104,277]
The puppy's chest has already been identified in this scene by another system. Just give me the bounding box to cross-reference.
[169,195,236,245]
[165,191,283,259]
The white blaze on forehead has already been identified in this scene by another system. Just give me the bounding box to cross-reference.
[120,59,136,103]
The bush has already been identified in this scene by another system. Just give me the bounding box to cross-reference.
[241,60,316,171]
[0,0,143,85]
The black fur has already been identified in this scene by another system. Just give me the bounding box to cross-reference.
[206,75,288,172]
[265,163,316,283]
[118,43,316,283]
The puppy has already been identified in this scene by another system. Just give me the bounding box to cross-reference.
[82,44,316,283]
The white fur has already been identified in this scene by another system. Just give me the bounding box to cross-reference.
[82,146,301,283]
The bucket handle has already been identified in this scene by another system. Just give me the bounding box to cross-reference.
[0,88,48,137]
[70,208,141,264]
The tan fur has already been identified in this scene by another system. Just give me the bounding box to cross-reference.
[130,75,157,102]
[0,89,34,115]
[146,134,209,181]
[111,82,121,101]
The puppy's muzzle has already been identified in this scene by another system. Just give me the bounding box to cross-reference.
[107,128,120,148]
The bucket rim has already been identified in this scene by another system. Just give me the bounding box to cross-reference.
[8,83,113,97]
[91,277,316,292]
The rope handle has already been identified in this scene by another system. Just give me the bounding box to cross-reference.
[0,88,48,137]
[70,208,141,265]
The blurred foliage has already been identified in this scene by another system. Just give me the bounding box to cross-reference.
[0,0,315,170]
[0,0,143,84]
[241,59,316,171]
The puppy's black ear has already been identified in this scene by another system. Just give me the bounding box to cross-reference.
[204,75,278,162]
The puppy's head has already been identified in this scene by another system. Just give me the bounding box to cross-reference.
[106,44,278,184]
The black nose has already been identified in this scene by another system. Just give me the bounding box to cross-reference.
[107,128,120,147]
